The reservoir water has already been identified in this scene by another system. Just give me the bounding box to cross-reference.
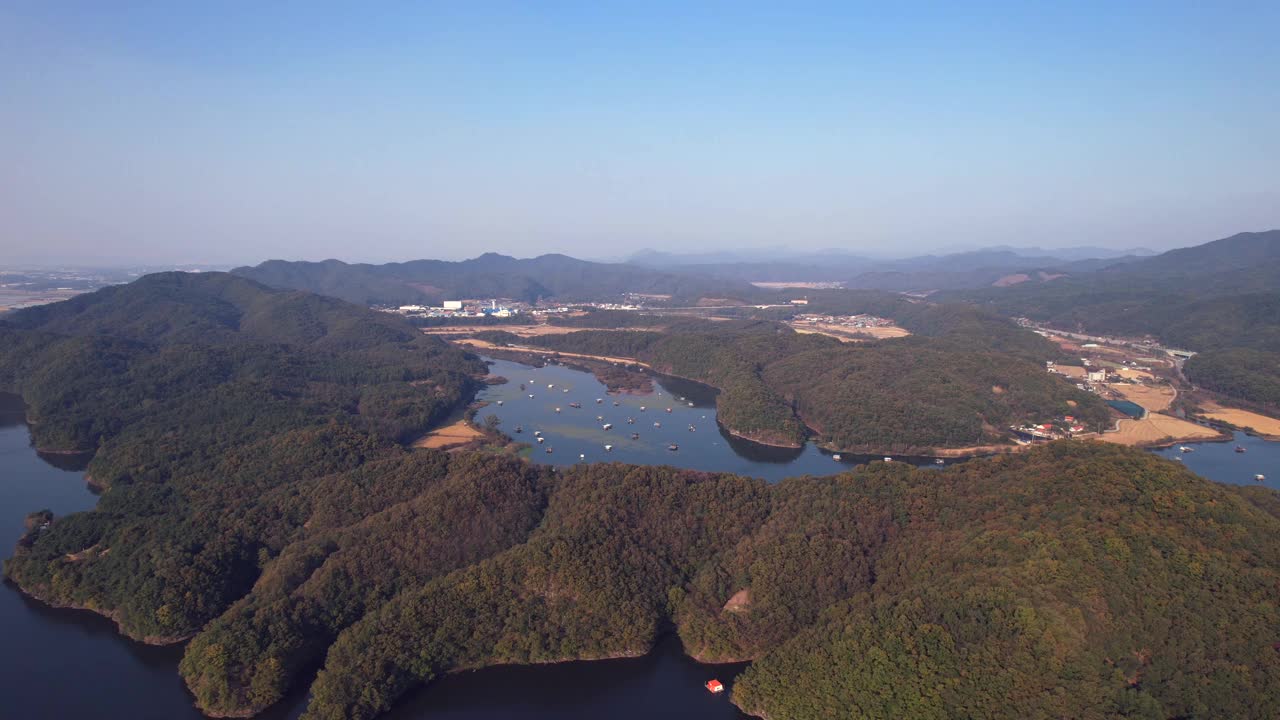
[0,393,748,719]
[477,357,954,480]
[1,360,1275,718]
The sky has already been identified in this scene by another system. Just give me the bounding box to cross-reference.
[2,1,1278,266]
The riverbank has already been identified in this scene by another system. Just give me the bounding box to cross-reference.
[1194,402,1280,440]
[412,417,485,449]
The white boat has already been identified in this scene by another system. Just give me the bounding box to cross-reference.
[596,398,603,404]
[603,423,613,430]
[883,457,893,462]
[654,422,661,427]
[639,406,646,411]
[688,402,694,407]
[555,407,561,413]
[495,400,503,406]
[604,444,613,451]
[934,458,944,465]
[832,454,842,461]
[536,437,544,443]
[547,384,554,389]
[1179,446,1193,453]
[528,394,535,398]
[1258,474,1267,482]
[579,453,586,460]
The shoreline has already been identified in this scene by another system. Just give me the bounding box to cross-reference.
[3,576,190,647]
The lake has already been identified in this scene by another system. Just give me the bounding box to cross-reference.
[0,393,749,719]
[476,357,954,481]
[1,362,1276,718]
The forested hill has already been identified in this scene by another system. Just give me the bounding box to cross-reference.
[0,270,483,457]
[944,230,1280,351]
[232,253,760,306]
[480,307,1110,453]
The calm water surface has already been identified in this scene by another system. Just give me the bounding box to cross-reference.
[1,363,1276,719]
[478,357,953,480]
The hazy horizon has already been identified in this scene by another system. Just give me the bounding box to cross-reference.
[3,3,1278,266]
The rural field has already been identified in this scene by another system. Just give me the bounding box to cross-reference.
[1103,412,1222,446]
[1198,403,1280,438]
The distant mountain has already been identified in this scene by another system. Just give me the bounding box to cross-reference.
[945,230,1280,351]
[234,253,758,306]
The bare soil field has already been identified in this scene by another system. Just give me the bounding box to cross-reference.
[789,322,910,342]
[1198,403,1280,439]
[411,418,484,449]
[454,338,651,368]
[1108,383,1176,412]
[1102,413,1222,446]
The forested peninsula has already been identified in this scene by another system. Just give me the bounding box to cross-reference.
[4,273,1279,720]
[477,304,1110,454]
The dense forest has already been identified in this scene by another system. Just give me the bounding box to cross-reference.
[4,272,1280,719]
[480,309,1108,452]
[1186,348,1280,412]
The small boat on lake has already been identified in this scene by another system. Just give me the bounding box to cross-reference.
[705,679,724,694]
[495,400,503,406]
[654,421,661,428]
[514,426,523,433]
[1179,446,1193,453]
[596,398,603,404]
[555,407,561,413]
[537,437,544,444]
[884,456,893,462]
[934,458,945,465]
[614,401,620,406]
[604,444,613,451]
[1235,445,1246,453]
[569,402,582,408]
[631,432,640,440]
[667,443,679,451]
[832,454,842,461]
[1257,474,1267,482]
[603,423,613,430]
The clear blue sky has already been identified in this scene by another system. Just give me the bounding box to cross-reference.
[2,1,1277,265]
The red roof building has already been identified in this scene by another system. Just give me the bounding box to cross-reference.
[705,679,725,694]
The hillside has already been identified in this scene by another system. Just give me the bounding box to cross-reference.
[5,272,1279,719]
[481,307,1109,453]
[233,253,760,306]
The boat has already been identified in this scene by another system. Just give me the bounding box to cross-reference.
[631,432,640,440]
[639,406,646,411]
[534,430,542,436]
[603,423,613,430]
[495,400,503,406]
[514,426,523,434]
[562,388,569,393]
[1235,445,1247,453]
[667,443,679,451]
[688,402,694,407]
[705,679,724,694]
[579,453,585,460]
[545,447,553,454]
[654,422,661,428]
[547,384,554,389]
[883,456,893,462]
[614,401,620,406]
[604,444,613,451]
[666,408,672,413]
[688,425,696,432]
[528,394,535,398]
[1258,474,1267,482]
[1179,446,1193,453]
[627,417,635,424]
[555,407,561,413]
[537,437,544,443]
[569,402,582,408]
[596,398,603,404]
[934,458,945,465]
[596,415,604,421]
[832,454,842,461]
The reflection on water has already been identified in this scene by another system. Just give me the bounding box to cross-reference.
[479,357,953,482]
